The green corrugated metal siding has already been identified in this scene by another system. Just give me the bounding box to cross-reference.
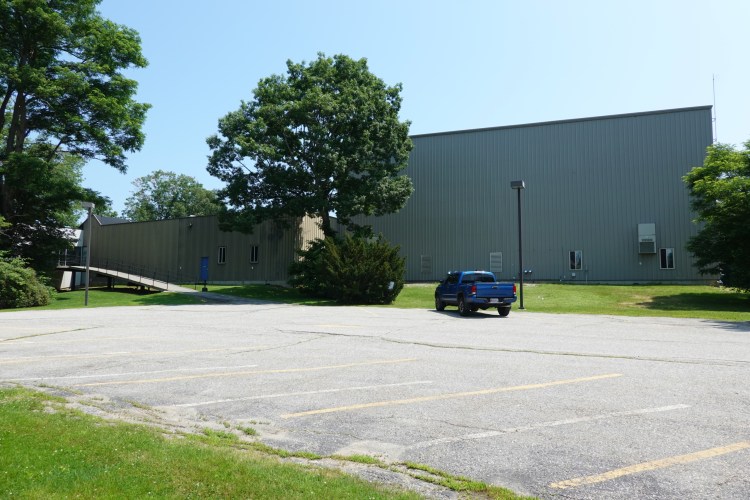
[362,106,713,283]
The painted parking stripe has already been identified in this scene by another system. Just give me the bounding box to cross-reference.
[74,358,418,387]
[0,346,272,365]
[281,373,623,419]
[408,404,691,449]
[170,380,434,408]
[550,441,750,489]
[2,335,154,345]
[7,364,260,382]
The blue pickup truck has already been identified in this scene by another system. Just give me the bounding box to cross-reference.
[435,271,517,317]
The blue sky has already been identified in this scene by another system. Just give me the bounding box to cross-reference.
[89,0,749,215]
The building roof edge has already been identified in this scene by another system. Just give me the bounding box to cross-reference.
[410,105,713,139]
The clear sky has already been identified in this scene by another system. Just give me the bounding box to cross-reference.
[89,0,749,215]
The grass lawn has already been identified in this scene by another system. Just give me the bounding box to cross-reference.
[5,286,204,311]
[6,283,748,321]
[515,283,750,321]
[209,282,750,322]
[0,387,528,499]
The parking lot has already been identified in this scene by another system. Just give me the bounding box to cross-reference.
[1,302,749,499]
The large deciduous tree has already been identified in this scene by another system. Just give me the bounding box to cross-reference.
[3,144,112,268]
[206,53,413,237]
[683,140,750,292]
[123,170,220,221]
[0,0,149,266]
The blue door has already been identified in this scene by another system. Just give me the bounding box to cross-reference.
[199,257,209,282]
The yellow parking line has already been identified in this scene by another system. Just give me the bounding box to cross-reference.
[281,373,622,418]
[550,441,750,489]
[75,358,418,387]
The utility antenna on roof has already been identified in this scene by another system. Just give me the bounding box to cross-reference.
[712,74,718,143]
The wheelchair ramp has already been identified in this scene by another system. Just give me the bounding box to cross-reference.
[61,266,197,293]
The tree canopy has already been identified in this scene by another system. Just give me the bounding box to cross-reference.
[1,143,113,269]
[123,170,220,221]
[207,53,413,237]
[0,0,149,267]
[684,140,750,292]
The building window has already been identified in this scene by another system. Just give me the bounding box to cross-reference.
[569,250,582,270]
[660,248,675,269]
[250,245,259,264]
[218,246,226,265]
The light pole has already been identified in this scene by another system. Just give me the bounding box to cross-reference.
[510,180,525,309]
[81,201,95,306]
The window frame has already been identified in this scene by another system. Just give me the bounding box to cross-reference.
[660,247,675,269]
[250,245,259,264]
[217,246,226,265]
[569,250,583,270]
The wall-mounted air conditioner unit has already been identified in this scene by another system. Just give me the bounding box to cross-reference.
[638,223,656,254]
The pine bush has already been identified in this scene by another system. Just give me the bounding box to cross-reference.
[0,253,53,309]
[289,234,405,304]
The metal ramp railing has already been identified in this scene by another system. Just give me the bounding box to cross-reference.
[57,249,197,293]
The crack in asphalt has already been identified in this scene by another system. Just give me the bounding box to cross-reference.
[231,333,325,354]
[278,328,750,367]
[0,326,101,343]
[425,417,497,434]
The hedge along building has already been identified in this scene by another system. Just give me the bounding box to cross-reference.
[359,106,713,283]
[79,214,327,286]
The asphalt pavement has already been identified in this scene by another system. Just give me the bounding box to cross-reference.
[1,302,748,499]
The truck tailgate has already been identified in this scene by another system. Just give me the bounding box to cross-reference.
[475,283,514,299]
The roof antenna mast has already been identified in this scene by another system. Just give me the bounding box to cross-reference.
[712,74,718,143]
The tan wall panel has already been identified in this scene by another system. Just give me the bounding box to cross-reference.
[88,215,324,285]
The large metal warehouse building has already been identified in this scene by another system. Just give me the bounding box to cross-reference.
[361,106,713,283]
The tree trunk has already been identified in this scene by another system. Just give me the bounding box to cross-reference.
[0,176,7,222]
[0,87,13,135]
[9,91,27,153]
[320,211,336,238]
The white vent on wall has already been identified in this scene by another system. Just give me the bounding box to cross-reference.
[489,252,503,274]
[638,223,656,254]
[420,255,432,275]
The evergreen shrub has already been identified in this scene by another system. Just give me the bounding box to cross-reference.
[289,234,405,304]
[0,253,53,309]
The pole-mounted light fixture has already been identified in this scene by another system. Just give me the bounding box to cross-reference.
[510,181,525,310]
[81,201,95,306]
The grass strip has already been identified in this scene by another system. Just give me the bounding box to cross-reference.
[208,283,750,321]
[7,287,203,311]
[1,387,537,499]
[399,462,535,499]
[0,387,419,499]
[9,283,748,322]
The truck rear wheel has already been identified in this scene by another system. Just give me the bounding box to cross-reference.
[458,296,470,316]
[498,306,511,317]
[435,295,446,311]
